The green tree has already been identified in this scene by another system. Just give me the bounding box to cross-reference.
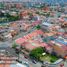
[6,13,11,17]
[29,47,44,60]
[46,12,50,17]
[36,25,41,30]
[36,11,39,14]
[12,42,18,49]
[6,13,19,21]
[8,15,19,21]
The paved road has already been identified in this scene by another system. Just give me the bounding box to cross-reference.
[19,54,42,67]
[0,27,36,47]
[0,27,67,67]
[0,27,42,67]
[64,60,67,67]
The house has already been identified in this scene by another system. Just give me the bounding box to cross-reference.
[20,23,31,31]
[15,3,22,9]
[9,22,20,32]
[9,11,18,16]
[15,30,52,52]
[41,59,64,67]
[54,36,67,46]
[0,27,9,41]
[58,17,65,23]
[0,47,18,67]
[41,22,53,32]
[50,40,67,57]
[20,10,29,19]
[32,20,41,26]
[10,63,29,67]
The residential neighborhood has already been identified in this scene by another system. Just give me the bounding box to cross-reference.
[0,0,67,67]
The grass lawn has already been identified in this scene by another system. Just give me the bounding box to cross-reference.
[40,54,58,63]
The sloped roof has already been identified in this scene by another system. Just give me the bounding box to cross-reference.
[15,30,44,44]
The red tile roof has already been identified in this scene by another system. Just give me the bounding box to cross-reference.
[32,20,41,26]
[15,38,26,44]
[15,30,51,50]
[15,30,44,44]
[50,41,67,51]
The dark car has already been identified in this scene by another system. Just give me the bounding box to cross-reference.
[24,55,28,59]
[32,60,37,64]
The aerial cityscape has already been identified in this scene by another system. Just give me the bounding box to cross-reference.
[0,0,67,67]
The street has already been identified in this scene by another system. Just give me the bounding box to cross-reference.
[0,27,42,67]
[64,60,67,67]
[0,26,67,67]
[19,54,42,67]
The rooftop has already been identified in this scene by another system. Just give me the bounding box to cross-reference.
[42,22,53,27]
[15,30,51,51]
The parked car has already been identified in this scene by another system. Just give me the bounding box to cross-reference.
[32,60,37,64]
[22,61,29,67]
[24,55,28,59]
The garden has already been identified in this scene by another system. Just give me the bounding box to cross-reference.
[40,53,58,63]
[29,47,59,63]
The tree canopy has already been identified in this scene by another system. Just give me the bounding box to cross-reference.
[29,47,44,60]
[36,25,41,30]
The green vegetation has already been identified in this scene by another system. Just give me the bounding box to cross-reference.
[8,15,19,21]
[12,42,18,49]
[0,3,4,9]
[29,47,58,63]
[36,25,41,30]
[6,13,20,21]
[29,47,44,60]
[36,11,39,14]
[36,11,50,17]
[0,18,8,22]
[0,13,20,22]
[40,54,58,63]
[45,12,50,17]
